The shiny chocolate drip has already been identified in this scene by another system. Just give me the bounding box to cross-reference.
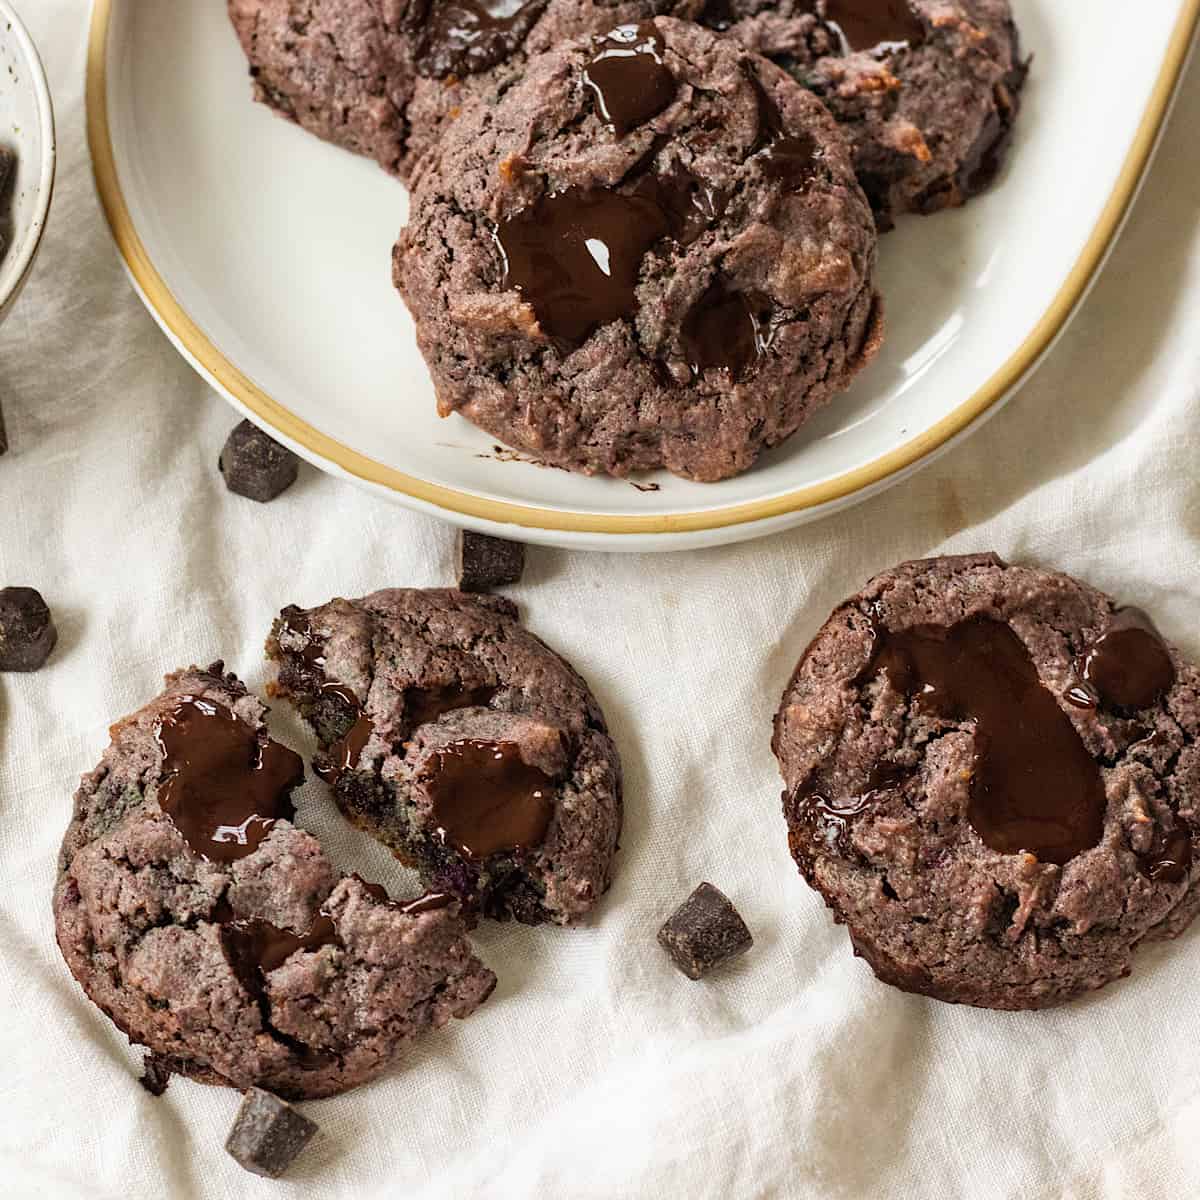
[1082,607,1176,710]
[681,282,764,380]
[352,874,456,915]
[414,0,548,79]
[583,23,677,138]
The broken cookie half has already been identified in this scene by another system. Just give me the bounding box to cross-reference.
[53,662,495,1101]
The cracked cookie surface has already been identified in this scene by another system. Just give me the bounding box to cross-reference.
[707,0,1027,226]
[773,553,1200,1010]
[53,663,495,1100]
[393,17,881,481]
[266,589,622,926]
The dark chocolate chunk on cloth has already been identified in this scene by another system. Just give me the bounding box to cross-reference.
[219,419,299,502]
[225,1087,318,1179]
[0,587,57,671]
[658,882,753,979]
[457,530,526,592]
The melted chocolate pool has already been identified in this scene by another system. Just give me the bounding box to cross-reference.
[156,698,304,863]
[423,738,555,860]
[864,617,1106,865]
[495,187,673,345]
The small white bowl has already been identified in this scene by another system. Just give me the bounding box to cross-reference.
[0,0,55,323]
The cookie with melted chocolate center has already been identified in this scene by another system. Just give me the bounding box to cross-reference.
[266,589,623,925]
[773,554,1200,1010]
[394,18,881,481]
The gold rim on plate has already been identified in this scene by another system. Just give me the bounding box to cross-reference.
[86,0,1200,537]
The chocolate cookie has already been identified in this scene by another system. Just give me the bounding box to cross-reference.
[54,664,495,1100]
[226,0,695,180]
[394,18,881,481]
[266,589,622,925]
[773,553,1200,1010]
[705,0,1026,226]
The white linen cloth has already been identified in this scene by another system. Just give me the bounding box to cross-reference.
[2,5,1199,1197]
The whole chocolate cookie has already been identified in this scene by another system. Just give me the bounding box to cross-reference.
[266,589,622,925]
[773,554,1200,1010]
[705,0,1026,226]
[394,18,881,481]
[226,0,698,180]
[54,664,495,1100]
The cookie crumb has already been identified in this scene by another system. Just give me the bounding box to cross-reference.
[225,1087,318,1179]
[456,530,525,592]
[219,419,299,502]
[658,882,753,980]
[0,587,57,671]
[139,1051,186,1097]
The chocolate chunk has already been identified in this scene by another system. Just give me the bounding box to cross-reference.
[493,185,673,346]
[219,419,299,503]
[658,882,753,980]
[0,587,58,672]
[682,282,776,381]
[864,617,1105,865]
[138,1051,188,1097]
[424,738,555,860]
[1082,607,1176,710]
[155,697,305,862]
[583,23,676,138]
[1137,821,1193,885]
[225,1087,318,1179]
[822,0,926,55]
[456,530,526,592]
[413,0,548,81]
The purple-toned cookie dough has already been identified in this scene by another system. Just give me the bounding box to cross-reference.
[394,18,881,481]
[705,0,1026,227]
[226,0,699,181]
[266,589,622,925]
[773,553,1200,1010]
[54,663,495,1101]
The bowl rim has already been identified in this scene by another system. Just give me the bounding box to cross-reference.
[85,0,1200,538]
[0,0,56,306]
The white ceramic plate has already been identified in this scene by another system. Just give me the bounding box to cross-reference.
[87,0,1198,551]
